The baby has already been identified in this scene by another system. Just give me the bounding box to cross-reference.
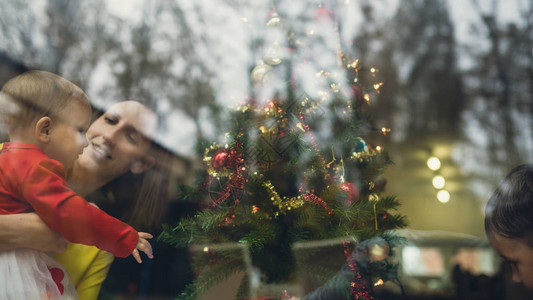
[0,70,153,299]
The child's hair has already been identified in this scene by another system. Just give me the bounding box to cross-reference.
[485,164,533,246]
[0,70,89,133]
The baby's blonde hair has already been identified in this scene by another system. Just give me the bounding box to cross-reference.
[1,70,90,133]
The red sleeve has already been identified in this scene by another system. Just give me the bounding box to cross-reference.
[20,159,138,258]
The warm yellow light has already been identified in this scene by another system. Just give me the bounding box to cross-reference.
[364,93,370,103]
[381,127,391,135]
[437,190,450,203]
[432,175,445,189]
[370,67,376,73]
[374,279,384,286]
[427,156,441,171]
[376,146,382,151]
[348,59,359,69]
[203,246,209,252]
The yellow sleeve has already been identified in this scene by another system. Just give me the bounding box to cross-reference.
[54,243,115,300]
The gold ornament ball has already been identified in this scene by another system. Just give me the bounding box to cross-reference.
[263,42,283,65]
[251,60,272,84]
[368,241,390,261]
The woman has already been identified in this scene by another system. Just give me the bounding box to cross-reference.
[0,100,173,299]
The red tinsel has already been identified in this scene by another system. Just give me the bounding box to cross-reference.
[300,188,332,214]
[343,241,375,300]
[209,143,247,207]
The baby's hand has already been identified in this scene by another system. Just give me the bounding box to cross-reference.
[132,232,154,263]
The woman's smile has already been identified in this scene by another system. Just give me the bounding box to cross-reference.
[89,142,112,160]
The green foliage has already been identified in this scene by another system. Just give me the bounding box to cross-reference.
[176,252,247,300]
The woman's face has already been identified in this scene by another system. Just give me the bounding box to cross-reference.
[77,100,157,179]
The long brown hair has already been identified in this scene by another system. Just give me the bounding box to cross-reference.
[89,141,172,232]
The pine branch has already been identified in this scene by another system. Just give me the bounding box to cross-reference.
[177,257,246,300]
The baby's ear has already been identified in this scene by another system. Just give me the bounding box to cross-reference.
[35,116,53,143]
[130,155,156,174]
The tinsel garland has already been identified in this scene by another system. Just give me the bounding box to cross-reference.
[344,241,375,300]
[203,142,247,207]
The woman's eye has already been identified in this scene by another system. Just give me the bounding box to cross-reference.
[126,133,138,144]
[104,116,118,124]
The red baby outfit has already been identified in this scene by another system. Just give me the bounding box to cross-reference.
[0,142,139,299]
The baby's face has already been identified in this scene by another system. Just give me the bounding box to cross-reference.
[46,101,91,170]
[490,232,533,289]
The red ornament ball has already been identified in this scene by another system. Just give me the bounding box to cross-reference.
[340,182,360,203]
[212,150,230,170]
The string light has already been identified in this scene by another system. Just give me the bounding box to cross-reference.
[373,82,383,93]
[437,190,450,203]
[347,59,359,69]
[381,127,391,135]
[432,175,445,189]
[427,156,441,171]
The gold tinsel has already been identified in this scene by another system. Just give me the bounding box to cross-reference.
[349,148,378,163]
[262,180,305,215]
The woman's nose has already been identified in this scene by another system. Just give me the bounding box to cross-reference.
[102,129,117,145]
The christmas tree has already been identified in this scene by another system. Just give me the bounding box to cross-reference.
[160,4,408,299]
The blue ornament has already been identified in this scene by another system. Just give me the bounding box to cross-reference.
[355,137,368,153]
